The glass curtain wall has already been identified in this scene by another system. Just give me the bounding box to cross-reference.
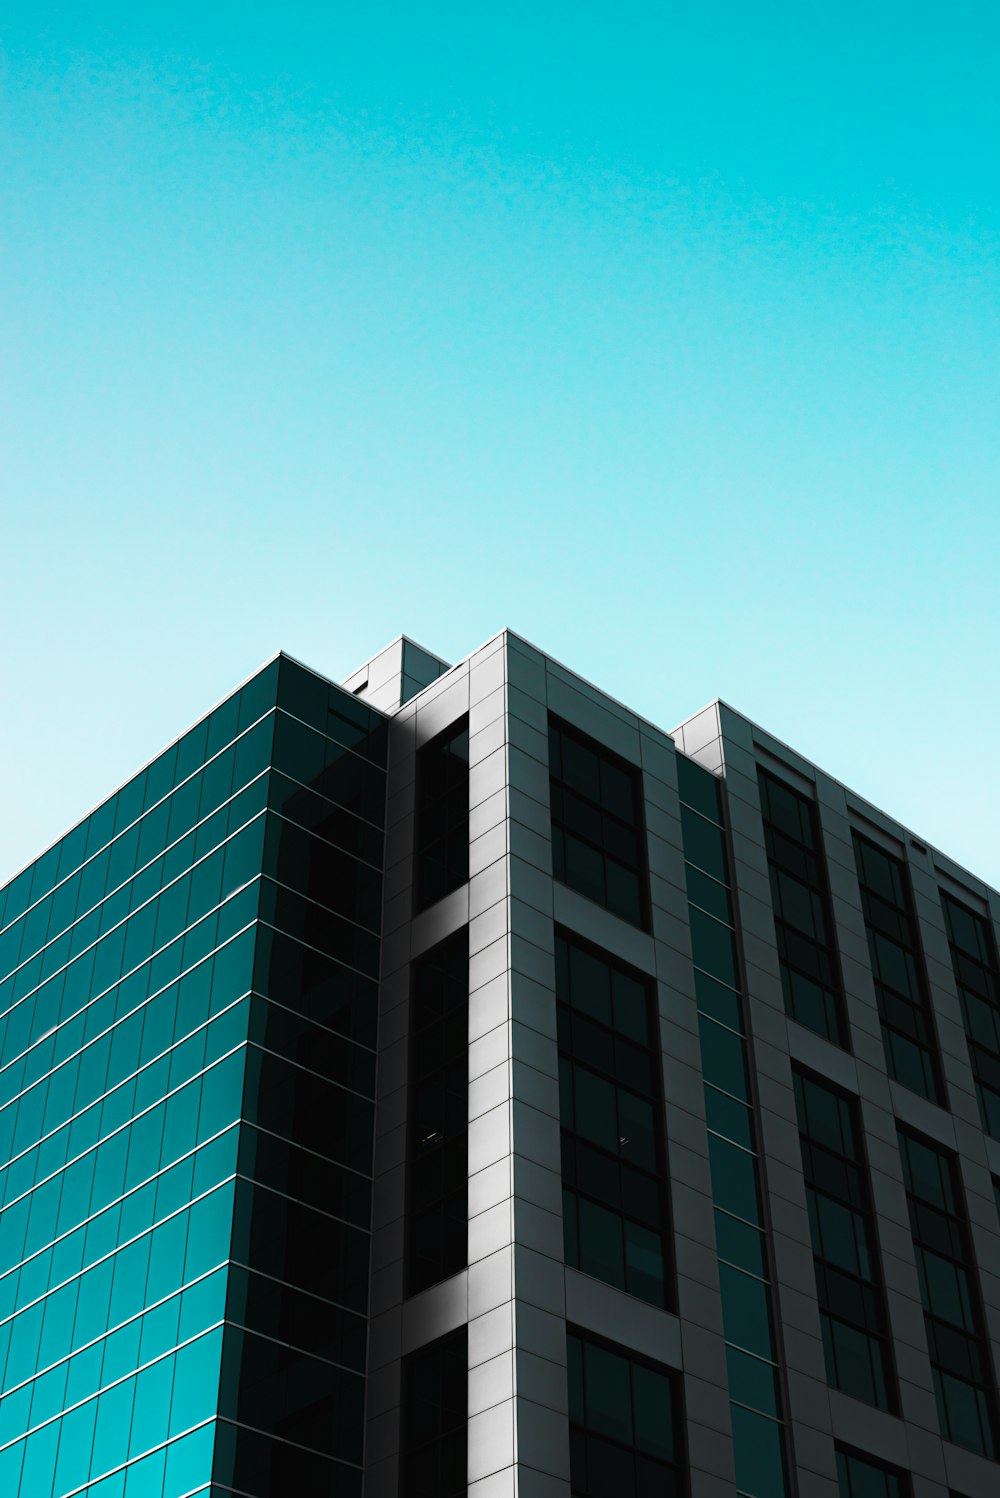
[792,1070,897,1411]
[757,769,847,1046]
[0,653,388,1498]
[405,930,469,1294]
[567,1328,685,1496]
[852,836,945,1105]
[214,657,387,1495]
[556,932,672,1309]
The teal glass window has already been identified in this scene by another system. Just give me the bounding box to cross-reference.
[898,1128,998,1457]
[853,835,945,1104]
[678,751,790,1498]
[0,655,388,1497]
[793,1070,897,1411]
[549,718,648,929]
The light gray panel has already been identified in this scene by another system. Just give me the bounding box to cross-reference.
[564,1269,683,1367]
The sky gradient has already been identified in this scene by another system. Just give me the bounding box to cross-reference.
[2,2,999,886]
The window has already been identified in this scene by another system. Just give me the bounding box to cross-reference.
[556,933,671,1309]
[852,835,944,1104]
[677,752,789,1498]
[898,1128,998,1457]
[941,891,1000,1139]
[793,1071,897,1411]
[405,931,468,1293]
[835,1445,910,1497]
[415,718,469,911]
[567,1328,685,1497]
[549,718,648,928]
[758,769,847,1046]
[400,1328,466,1498]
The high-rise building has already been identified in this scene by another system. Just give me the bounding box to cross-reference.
[1,629,999,1498]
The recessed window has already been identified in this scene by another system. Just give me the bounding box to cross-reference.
[853,834,945,1105]
[836,1445,911,1497]
[758,769,847,1047]
[941,891,1000,1139]
[898,1127,998,1458]
[793,1069,897,1412]
[556,932,672,1310]
[415,718,469,911]
[405,930,469,1294]
[549,718,648,929]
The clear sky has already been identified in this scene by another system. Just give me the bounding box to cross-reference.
[2,2,999,888]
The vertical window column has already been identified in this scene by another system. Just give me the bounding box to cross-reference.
[405,930,469,1294]
[400,1327,467,1498]
[415,718,469,911]
[758,768,847,1046]
[556,932,672,1309]
[835,1446,911,1497]
[852,835,945,1104]
[676,754,789,1498]
[548,718,648,929]
[792,1070,897,1410]
[898,1129,999,1457]
[941,892,1000,1138]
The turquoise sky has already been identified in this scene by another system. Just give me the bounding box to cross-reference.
[2,2,999,886]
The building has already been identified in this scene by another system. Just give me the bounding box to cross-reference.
[1,629,999,1498]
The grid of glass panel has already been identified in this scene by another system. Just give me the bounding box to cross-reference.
[940,892,1000,1139]
[757,769,847,1046]
[0,654,388,1498]
[405,930,468,1294]
[0,664,278,1498]
[400,1327,467,1498]
[567,1327,684,1497]
[897,1128,999,1458]
[415,718,470,912]
[548,719,648,929]
[677,753,789,1498]
[556,932,671,1309]
[852,834,945,1105]
[793,1070,897,1411]
[835,1445,910,1497]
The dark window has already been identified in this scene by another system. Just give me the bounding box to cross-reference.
[852,835,945,1105]
[401,1328,467,1498]
[835,1445,910,1497]
[941,891,1000,1139]
[556,932,671,1310]
[406,930,469,1293]
[549,718,648,929]
[898,1128,998,1457]
[793,1071,897,1411]
[567,1328,685,1498]
[415,718,469,911]
[758,769,847,1046]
